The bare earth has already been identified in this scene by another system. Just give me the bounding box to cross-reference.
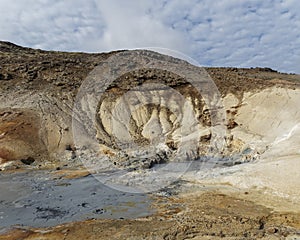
[0,42,300,239]
[1,190,300,240]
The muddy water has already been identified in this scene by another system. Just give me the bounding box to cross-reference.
[0,170,152,232]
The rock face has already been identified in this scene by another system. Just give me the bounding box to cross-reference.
[0,109,44,164]
[0,41,118,169]
[74,54,225,170]
[1,41,300,171]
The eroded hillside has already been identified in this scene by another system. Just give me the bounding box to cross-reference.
[1,41,300,171]
[1,41,300,240]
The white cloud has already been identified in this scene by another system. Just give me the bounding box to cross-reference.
[0,0,106,51]
[94,0,188,52]
[0,0,299,73]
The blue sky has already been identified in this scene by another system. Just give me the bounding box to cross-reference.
[0,0,299,73]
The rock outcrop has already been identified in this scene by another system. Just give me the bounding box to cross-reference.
[1,41,300,172]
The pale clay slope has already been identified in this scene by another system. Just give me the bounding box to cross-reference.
[184,86,300,210]
[0,83,299,208]
[97,86,204,161]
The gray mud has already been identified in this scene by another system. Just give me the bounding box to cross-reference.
[0,170,152,232]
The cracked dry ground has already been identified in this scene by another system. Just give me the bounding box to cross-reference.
[1,191,300,240]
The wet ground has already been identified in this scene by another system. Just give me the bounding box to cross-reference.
[1,159,300,239]
[2,189,300,240]
[0,156,252,230]
[0,170,152,232]
[0,158,247,233]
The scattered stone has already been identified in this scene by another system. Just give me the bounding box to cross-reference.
[65,144,72,151]
[267,227,278,234]
[93,208,105,214]
[0,72,13,80]
[20,157,35,165]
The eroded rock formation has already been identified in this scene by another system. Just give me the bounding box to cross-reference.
[1,41,300,171]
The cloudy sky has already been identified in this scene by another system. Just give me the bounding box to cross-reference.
[0,0,299,73]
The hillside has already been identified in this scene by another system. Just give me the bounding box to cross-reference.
[1,41,299,169]
[1,41,300,239]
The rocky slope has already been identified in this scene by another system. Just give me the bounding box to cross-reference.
[1,41,300,239]
[0,41,118,168]
[1,41,300,171]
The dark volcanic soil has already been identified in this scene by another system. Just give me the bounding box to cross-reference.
[1,41,299,97]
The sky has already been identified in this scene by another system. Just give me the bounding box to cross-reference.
[0,0,299,73]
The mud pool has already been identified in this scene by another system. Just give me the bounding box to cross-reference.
[0,170,152,232]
